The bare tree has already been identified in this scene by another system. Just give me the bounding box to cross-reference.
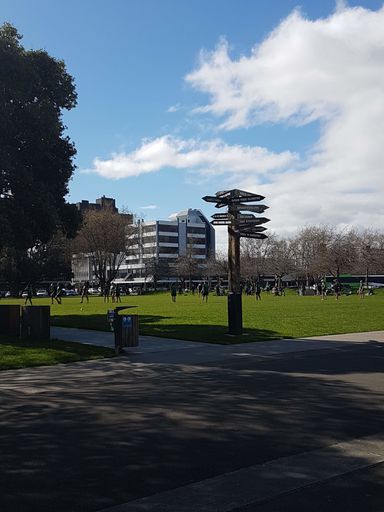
[267,238,295,291]
[315,227,357,281]
[73,207,135,290]
[205,251,228,284]
[143,255,171,291]
[291,226,331,287]
[355,229,384,286]
[241,235,275,283]
[175,252,199,289]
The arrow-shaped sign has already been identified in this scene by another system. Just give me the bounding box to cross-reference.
[236,217,270,226]
[237,213,257,220]
[202,195,228,204]
[211,220,232,226]
[239,232,268,239]
[212,213,231,220]
[230,195,264,203]
[237,225,267,232]
[232,203,269,213]
[215,190,232,198]
[222,189,265,200]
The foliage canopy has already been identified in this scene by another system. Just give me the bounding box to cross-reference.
[0,23,79,285]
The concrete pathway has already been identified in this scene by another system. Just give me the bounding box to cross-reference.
[2,329,384,512]
[51,326,384,365]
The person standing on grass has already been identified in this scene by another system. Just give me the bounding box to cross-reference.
[103,281,110,303]
[115,284,121,303]
[333,279,341,300]
[255,282,261,301]
[24,283,33,305]
[80,281,89,304]
[320,278,327,300]
[110,283,116,303]
[202,281,209,302]
[170,282,177,302]
[49,282,56,304]
[358,280,364,299]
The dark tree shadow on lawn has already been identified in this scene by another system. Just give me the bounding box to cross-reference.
[0,346,384,512]
[51,312,283,344]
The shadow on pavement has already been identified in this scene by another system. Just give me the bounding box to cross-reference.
[1,344,384,511]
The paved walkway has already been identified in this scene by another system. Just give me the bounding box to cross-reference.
[51,326,384,365]
[3,327,384,512]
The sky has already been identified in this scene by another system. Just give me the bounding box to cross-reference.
[2,0,384,250]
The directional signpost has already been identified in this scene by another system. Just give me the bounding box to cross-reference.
[233,203,269,213]
[203,189,269,335]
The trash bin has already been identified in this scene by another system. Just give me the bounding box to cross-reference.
[114,310,139,353]
[0,305,21,337]
[21,306,50,341]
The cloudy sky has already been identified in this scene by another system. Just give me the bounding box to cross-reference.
[3,0,384,248]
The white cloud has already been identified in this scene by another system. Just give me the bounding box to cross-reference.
[185,5,384,233]
[87,135,297,180]
[167,103,181,113]
[139,204,158,210]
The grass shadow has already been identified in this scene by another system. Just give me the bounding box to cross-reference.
[51,312,282,344]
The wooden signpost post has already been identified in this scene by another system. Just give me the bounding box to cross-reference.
[203,189,269,335]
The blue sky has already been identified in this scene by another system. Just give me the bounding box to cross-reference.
[3,0,384,246]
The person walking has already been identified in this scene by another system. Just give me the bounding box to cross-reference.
[80,281,89,304]
[54,282,63,304]
[24,283,33,305]
[170,282,177,302]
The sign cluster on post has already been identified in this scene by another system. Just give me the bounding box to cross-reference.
[202,189,269,335]
[203,190,269,240]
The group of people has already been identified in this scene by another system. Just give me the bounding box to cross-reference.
[102,282,122,303]
[170,281,210,302]
[49,282,64,304]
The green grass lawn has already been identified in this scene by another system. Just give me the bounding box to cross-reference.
[0,335,115,371]
[2,289,383,344]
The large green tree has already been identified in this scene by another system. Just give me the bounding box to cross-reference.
[0,23,79,288]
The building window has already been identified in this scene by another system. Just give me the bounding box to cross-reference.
[187,226,206,235]
[158,235,180,244]
[142,235,157,244]
[158,224,178,233]
[158,246,179,254]
[142,225,157,234]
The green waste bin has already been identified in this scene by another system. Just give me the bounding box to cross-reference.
[21,306,50,340]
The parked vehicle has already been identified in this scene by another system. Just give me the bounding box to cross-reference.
[36,289,48,297]
[88,287,101,295]
[63,289,78,296]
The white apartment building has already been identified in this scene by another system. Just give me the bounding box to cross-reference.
[115,208,215,285]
